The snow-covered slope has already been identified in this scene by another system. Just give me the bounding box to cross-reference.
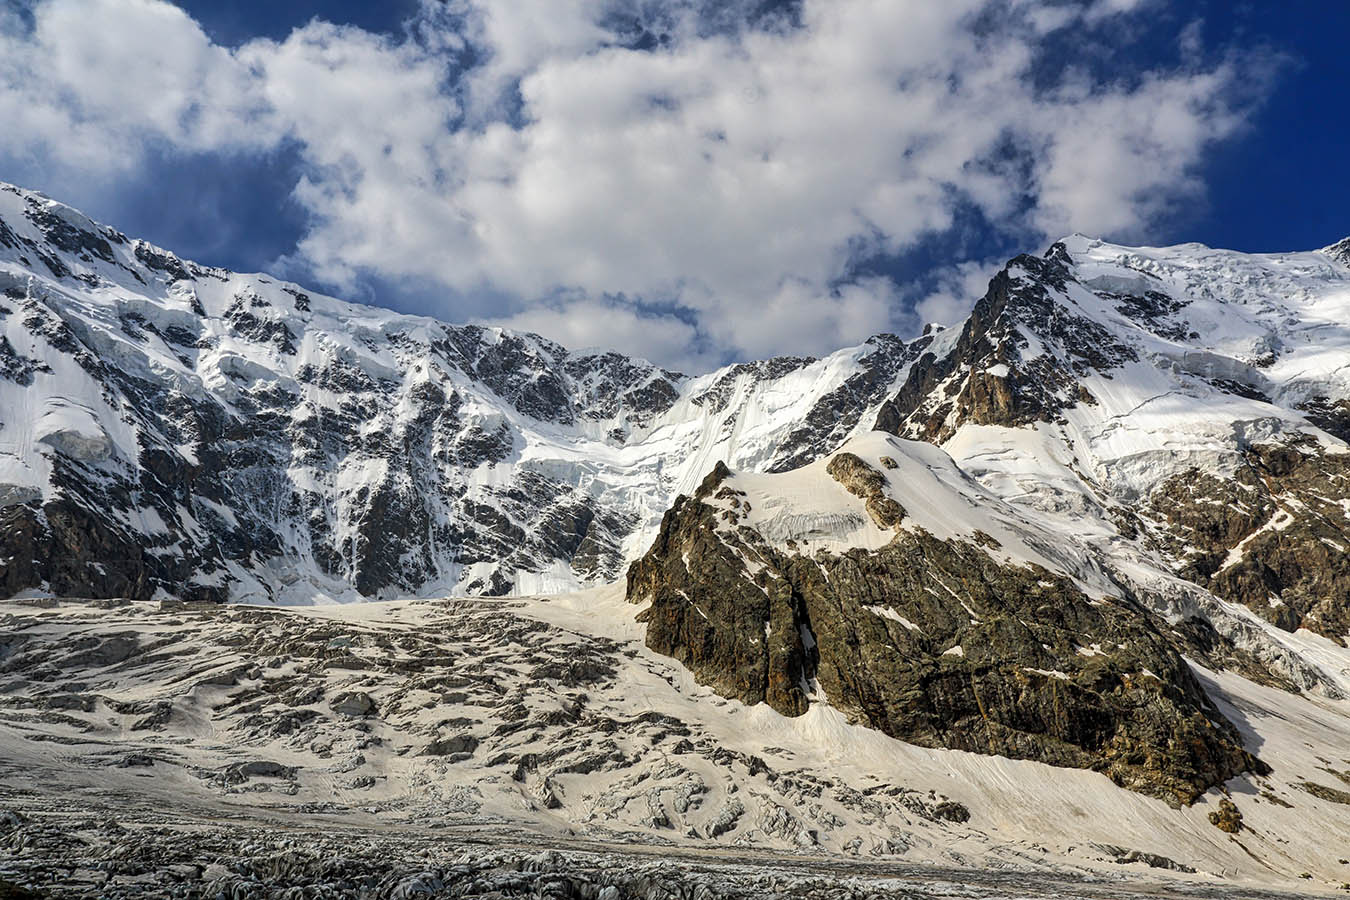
[0,182,926,603]
[3,178,1350,650]
[4,183,1350,892]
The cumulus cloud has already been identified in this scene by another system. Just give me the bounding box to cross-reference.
[911,261,1004,332]
[0,0,275,168]
[491,296,711,373]
[0,0,1273,369]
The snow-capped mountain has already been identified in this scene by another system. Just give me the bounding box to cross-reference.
[2,179,1350,630]
[3,181,1350,889]
[0,182,924,604]
[876,234,1350,646]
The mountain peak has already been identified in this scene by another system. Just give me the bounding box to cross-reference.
[1323,235,1350,265]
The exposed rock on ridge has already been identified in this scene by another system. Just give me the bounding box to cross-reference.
[1147,438,1350,643]
[825,453,906,529]
[628,446,1262,805]
[874,246,1133,442]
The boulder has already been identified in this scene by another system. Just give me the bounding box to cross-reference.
[329,690,377,718]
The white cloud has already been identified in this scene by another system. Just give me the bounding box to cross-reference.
[1026,67,1244,239]
[912,261,1004,331]
[0,0,1271,369]
[235,21,467,292]
[0,0,275,168]
[687,276,898,363]
[488,296,712,373]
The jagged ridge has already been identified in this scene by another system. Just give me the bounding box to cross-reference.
[0,183,916,603]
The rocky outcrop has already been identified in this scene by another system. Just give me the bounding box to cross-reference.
[0,494,158,603]
[628,469,813,717]
[1209,798,1243,833]
[1297,395,1350,443]
[825,453,905,528]
[628,458,1262,805]
[1147,438,1350,643]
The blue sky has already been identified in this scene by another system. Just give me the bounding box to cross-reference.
[1181,2,1349,254]
[0,0,1343,371]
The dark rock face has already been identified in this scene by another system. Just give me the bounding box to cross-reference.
[1107,289,1195,343]
[435,327,577,425]
[223,290,297,355]
[0,334,48,384]
[23,206,116,265]
[564,350,683,430]
[1147,438,1350,643]
[875,247,1135,442]
[628,459,1261,805]
[0,498,155,603]
[629,473,813,717]
[1297,395,1350,443]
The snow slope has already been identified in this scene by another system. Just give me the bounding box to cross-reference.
[3,590,1348,893]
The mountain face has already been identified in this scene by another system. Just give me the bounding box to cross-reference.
[0,183,921,604]
[623,234,1350,804]
[626,434,1263,805]
[870,235,1350,644]
[3,182,1350,817]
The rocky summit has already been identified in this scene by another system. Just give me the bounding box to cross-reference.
[2,184,1350,894]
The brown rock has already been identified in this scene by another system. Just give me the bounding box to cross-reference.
[1148,437,1350,644]
[825,453,905,529]
[627,463,1261,806]
[1208,798,1243,833]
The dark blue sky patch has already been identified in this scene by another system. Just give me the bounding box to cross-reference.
[123,145,311,272]
[176,0,422,46]
[1184,2,1350,252]
[845,199,1026,319]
